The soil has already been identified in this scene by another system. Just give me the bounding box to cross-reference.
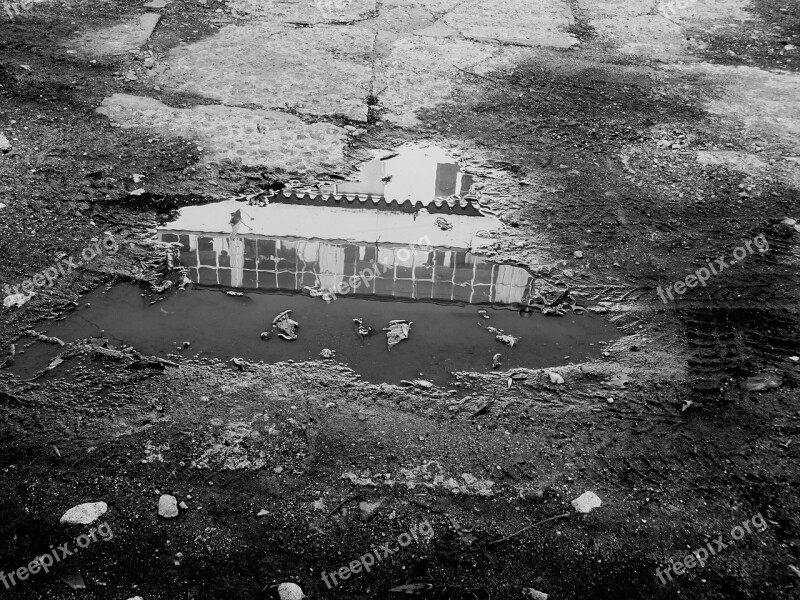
[1,1,799,599]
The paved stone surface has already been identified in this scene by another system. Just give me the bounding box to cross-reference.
[97,94,347,172]
[374,37,525,127]
[443,0,577,48]
[228,0,376,23]
[156,24,372,121]
[577,0,751,58]
[69,13,161,55]
[412,20,459,38]
[674,64,800,153]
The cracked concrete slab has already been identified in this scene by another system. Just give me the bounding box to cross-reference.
[443,0,577,48]
[354,1,434,34]
[68,13,161,55]
[577,0,752,57]
[413,21,460,38]
[156,24,372,121]
[228,0,376,23]
[374,37,526,127]
[670,64,800,154]
[96,94,347,172]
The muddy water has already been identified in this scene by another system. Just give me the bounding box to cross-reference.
[12,283,618,385]
[12,146,621,384]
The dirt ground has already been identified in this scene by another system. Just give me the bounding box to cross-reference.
[1,0,799,599]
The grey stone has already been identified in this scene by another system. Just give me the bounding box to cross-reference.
[96,94,347,173]
[158,494,179,518]
[60,502,108,525]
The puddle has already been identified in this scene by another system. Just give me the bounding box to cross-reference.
[330,146,476,201]
[10,146,621,385]
[11,283,618,385]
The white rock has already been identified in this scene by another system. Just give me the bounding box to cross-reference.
[277,582,305,600]
[571,491,602,514]
[3,292,34,309]
[0,133,10,152]
[257,509,269,516]
[127,597,144,600]
[523,589,548,600]
[359,497,386,521]
[158,494,179,518]
[60,501,108,525]
[546,371,564,385]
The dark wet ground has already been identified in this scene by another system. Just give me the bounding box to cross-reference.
[11,283,619,384]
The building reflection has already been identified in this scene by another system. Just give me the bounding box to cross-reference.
[158,232,534,305]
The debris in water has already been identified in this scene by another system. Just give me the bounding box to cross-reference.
[25,329,65,346]
[303,286,334,302]
[260,331,273,341]
[492,353,502,369]
[225,291,245,297]
[435,216,453,231]
[402,379,433,389]
[353,318,374,341]
[151,280,173,294]
[273,309,299,340]
[485,326,520,347]
[320,348,336,359]
[571,491,602,513]
[383,320,412,350]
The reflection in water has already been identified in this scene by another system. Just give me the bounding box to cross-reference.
[331,146,476,202]
[158,232,534,305]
